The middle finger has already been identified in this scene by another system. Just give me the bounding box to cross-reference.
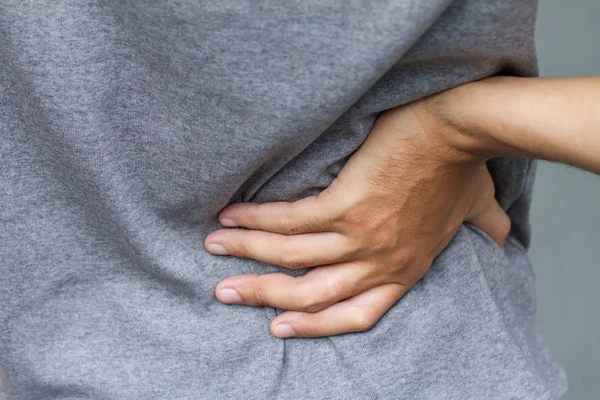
[205,229,359,269]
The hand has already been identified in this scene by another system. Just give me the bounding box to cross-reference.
[204,98,510,338]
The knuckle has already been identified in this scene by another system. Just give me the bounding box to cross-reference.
[399,261,429,284]
[369,226,398,253]
[345,236,365,255]
[327,209,345,229]
[293,292,313,310]
[387,248,417,276]
[247,284,266,305]
[295,282,331,312]
[231,241,250,258]
[296,294,328,313]
[300,302,327,313]
[315,186,335,203]
[330,276,355,299]
[340,208,400,253]
[341,205,371,228]
[350,310,377,332]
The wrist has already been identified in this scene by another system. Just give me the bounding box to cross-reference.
[408,87,487,165]
[422,77,524,161]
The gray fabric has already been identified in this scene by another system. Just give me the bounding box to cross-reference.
[0,0,567,399]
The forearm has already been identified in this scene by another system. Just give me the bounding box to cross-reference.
[445,76,600,174]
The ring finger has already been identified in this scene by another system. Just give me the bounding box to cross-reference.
[215,261,385,312]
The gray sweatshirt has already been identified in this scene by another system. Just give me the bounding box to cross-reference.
[0,0,566,399]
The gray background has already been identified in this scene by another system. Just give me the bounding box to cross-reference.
[531,1,600,399]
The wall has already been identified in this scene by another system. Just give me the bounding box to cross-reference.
[531,1,600,399]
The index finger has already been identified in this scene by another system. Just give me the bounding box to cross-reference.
[218,194,342,234]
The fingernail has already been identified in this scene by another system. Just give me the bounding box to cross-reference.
[220,218,237,227]
[219,288,242,303]
[207,243,229,255]
[273,324,295,338]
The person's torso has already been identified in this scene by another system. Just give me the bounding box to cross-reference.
[0,1,566,398]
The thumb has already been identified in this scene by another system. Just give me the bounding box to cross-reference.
[465,167,511,249]
[466,199,511,249]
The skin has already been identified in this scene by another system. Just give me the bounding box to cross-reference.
[429,76,600,174]
[204,94,508,338]
[205,75,600,339]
